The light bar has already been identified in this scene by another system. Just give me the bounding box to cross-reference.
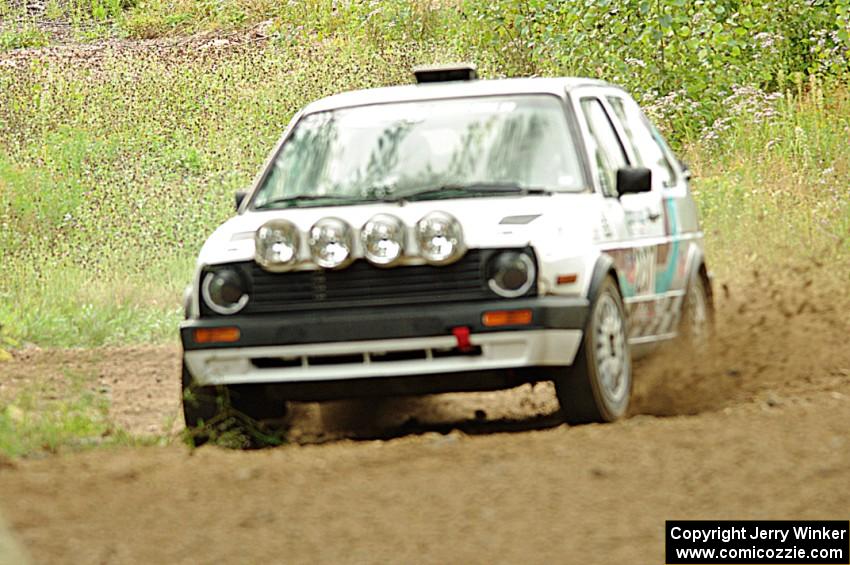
[413,63,477,84]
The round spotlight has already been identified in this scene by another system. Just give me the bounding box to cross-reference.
[361,214,406,266]
[255,219,300,272]
[487,251,536,298]
[415,211,465,265]
[308,217,354,269]
[202,269,249,315]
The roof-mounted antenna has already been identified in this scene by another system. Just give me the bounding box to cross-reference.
[413,63,478,84]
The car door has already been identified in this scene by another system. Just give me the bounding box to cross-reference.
[571,89,668,343]
[604,90,698,341]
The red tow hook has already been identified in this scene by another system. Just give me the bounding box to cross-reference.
[451,326,473,352]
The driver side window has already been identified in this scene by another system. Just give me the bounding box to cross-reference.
[580,98,628,197]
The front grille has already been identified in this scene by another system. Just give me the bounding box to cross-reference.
[200,248,536,317]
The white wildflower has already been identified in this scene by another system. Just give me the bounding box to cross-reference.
[624,57,647,68]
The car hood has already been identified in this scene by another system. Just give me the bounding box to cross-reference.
[197,193,598,266]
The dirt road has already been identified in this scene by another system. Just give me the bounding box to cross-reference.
[0,263,848,563]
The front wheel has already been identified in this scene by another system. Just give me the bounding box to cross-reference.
[555,276,632,424]
[181,362,288,447]
[182,362,224,436]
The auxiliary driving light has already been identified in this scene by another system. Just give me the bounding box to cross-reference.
[255,219,300,272]
[361,214,406,266]
[309,217,355,269]
[415,211,465,265]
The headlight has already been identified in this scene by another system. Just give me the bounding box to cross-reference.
[487,251,536,298]
[361,214,406,266]
[308,217,354,269]
[255,219,300,272]
[415,211,465,265]
[202,269,249,315]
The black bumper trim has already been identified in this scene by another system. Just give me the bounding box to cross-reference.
[235,368,556,402]
[180,296,589,351]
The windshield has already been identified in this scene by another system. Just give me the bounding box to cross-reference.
[252,95,585,209]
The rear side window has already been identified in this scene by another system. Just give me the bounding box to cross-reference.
[580,98,628,197]
[607,96,677,188]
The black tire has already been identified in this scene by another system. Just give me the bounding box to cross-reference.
[555,276,632,425]
[181,361,287,447]
[181,362,224,435]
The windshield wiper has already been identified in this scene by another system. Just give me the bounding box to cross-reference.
[396,182,552,202]
[254,194,360,210]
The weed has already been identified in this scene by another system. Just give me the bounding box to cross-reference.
[687,83,850,280]
[181,389,286,449]
[0,24,49,51]
[0,369,135,457]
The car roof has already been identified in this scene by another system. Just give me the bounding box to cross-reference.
[302,77,614,114]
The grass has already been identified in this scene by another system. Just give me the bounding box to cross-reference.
[688,82,850,280]
[0,38,434,347]
[0,259,184,347]
[0,23,50,50]
[0,369,136,457]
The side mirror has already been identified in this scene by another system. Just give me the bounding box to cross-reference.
[235,190,248,211]
[617,166,652,196]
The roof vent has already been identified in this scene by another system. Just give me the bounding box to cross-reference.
[413,63,478,84]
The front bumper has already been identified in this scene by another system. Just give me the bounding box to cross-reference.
[181,296,589,388]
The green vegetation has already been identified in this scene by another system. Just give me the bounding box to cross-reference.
[0,369,133,457]
[694,83,850,278]
[182,407,287,450]
[0,23,49,50]
[0,1,848,346]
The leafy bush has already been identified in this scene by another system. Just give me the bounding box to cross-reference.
[116,0,850,141]
[448,0,849,139]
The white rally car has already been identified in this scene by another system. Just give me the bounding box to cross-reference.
[180,65,712,439]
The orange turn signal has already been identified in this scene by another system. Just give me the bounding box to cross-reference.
[556,274,578,285]
[482,309,533,327]
[193,327,241,344]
